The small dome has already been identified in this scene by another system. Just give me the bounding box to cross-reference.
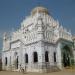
[31,6,49,15]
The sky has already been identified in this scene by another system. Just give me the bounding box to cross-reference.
[0,0,75,50]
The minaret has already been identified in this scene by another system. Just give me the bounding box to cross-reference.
[3,32,7,50]
[3,32,7,41]
[3,32,10,51]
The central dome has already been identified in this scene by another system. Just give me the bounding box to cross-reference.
[31,6,49,15]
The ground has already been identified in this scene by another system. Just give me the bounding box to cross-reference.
[0,69,75,75]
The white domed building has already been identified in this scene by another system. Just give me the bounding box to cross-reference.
[2,6,74,72]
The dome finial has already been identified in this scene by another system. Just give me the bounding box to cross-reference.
[31,6,49,16]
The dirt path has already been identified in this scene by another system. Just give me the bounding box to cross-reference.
[0,69,75,75]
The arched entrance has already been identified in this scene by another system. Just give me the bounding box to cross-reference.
[16,56,18,69]
[33,52,38,63]
[62,45,73,67]
[25,53,28,63]
[5,57,7,66]
[45,51,49,62]
[14,52,19,69]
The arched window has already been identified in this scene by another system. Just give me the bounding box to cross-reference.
[45,51,49,62]
[33,52,38,63]
[16,56,18,69]
[25,54,28,63]
[54,52,56,62]
[5,57,7,66]
[10,56,11,65]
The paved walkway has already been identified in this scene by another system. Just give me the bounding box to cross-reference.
[0,69,75,75]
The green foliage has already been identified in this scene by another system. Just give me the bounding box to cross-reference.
[71,59,75,66]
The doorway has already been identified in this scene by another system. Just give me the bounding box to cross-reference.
[62,45,72,67]
[16,56,18,69]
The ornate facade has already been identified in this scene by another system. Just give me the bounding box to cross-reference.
[2,6,74,72]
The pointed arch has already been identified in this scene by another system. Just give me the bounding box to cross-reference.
[25,53,28,63]
[62,45,73,67]
[16,56,18,69]
[45,51,49,62]
[33,52,38,63]
[5,57,7,66]
[54,52,56,62]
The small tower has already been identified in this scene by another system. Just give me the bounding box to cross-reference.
[3,32,10,51]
